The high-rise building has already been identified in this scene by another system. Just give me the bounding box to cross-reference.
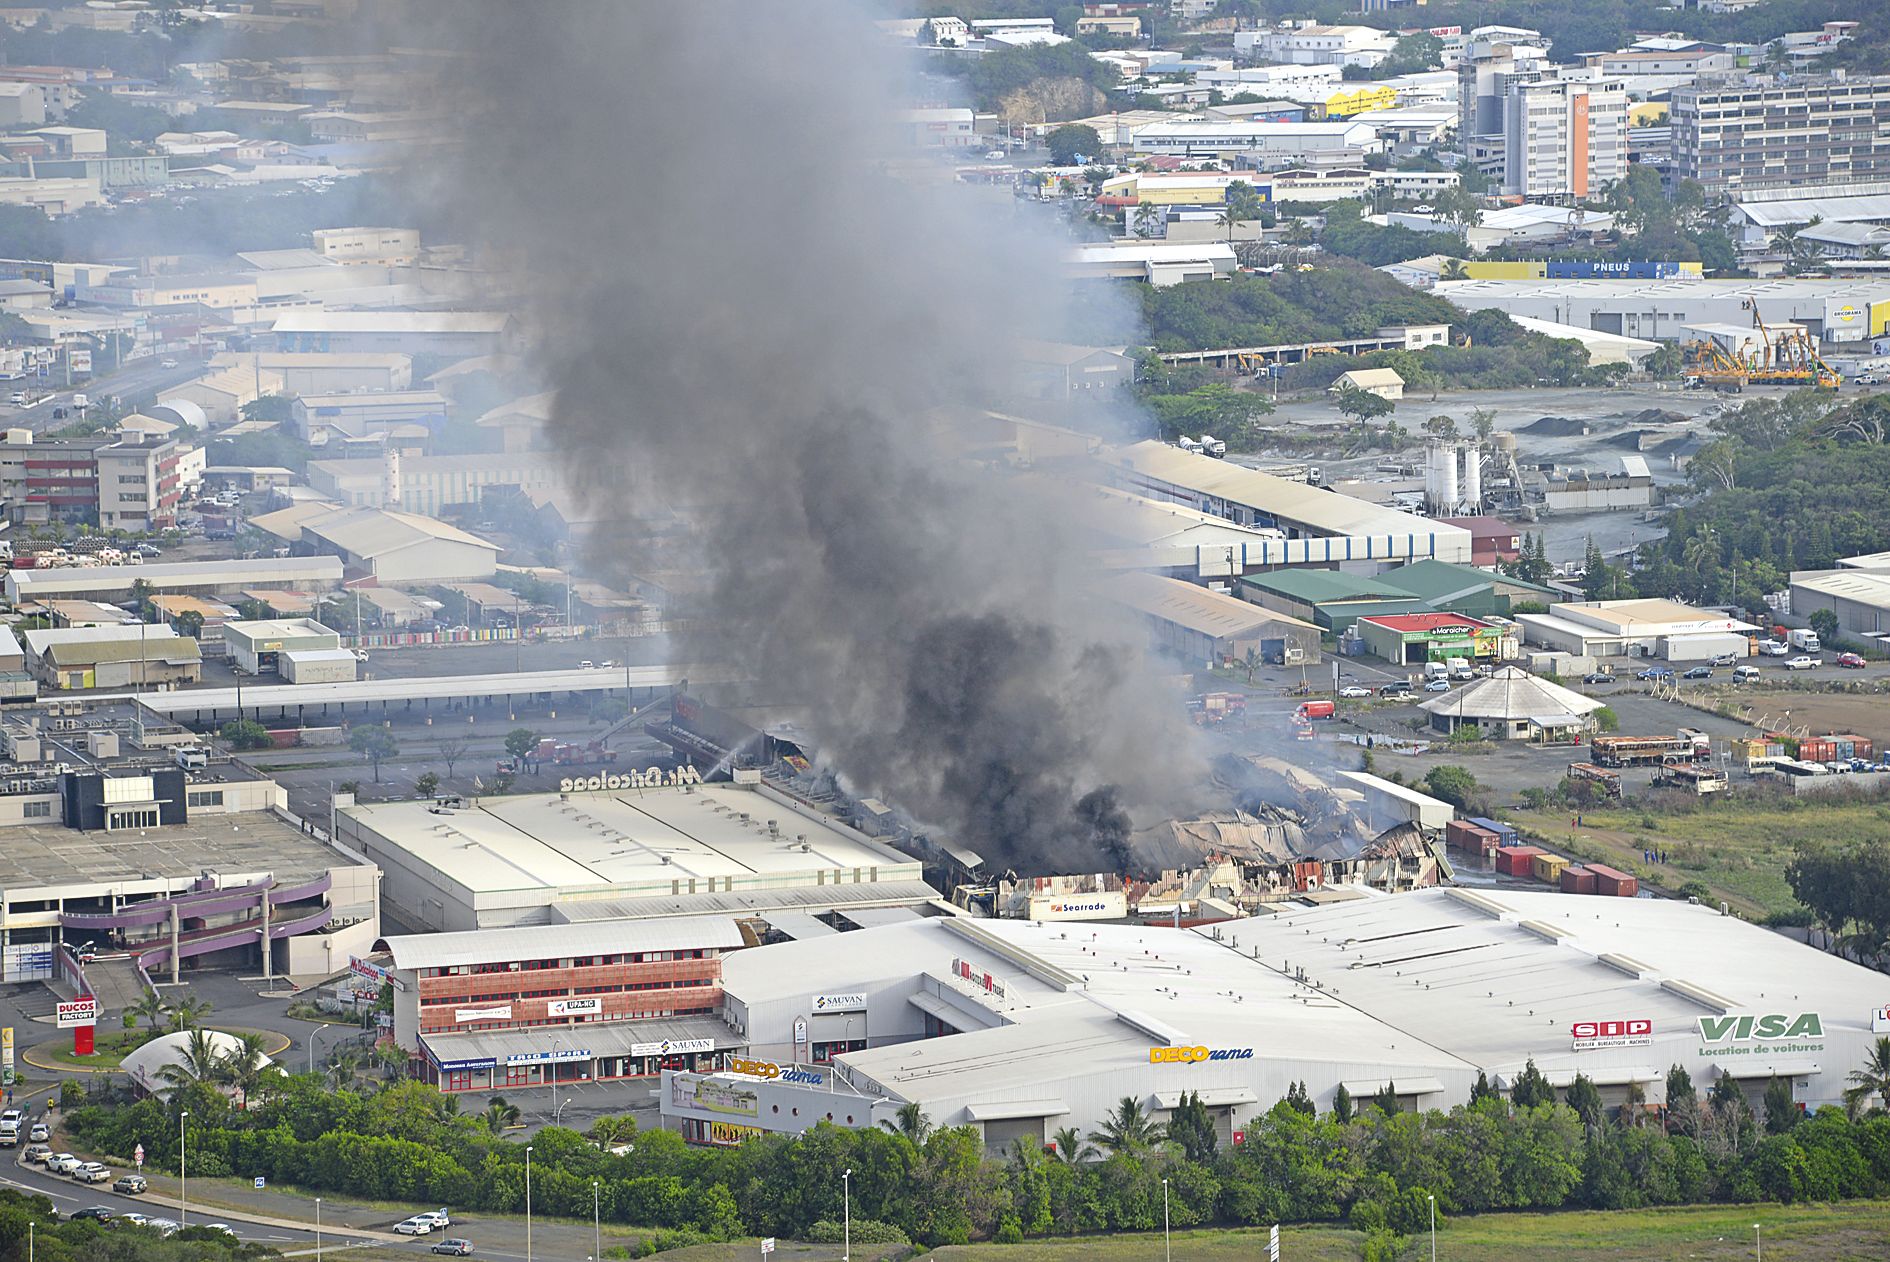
[1500,72,1628,198]
[1672,73,1890,194]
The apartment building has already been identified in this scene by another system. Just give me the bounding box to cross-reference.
[1501,72,1629,198]
[0,433,186,528]
[1672,73,1890,194]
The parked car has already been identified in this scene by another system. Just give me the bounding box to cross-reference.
[395,1217,438,1236]
[114,1174,147,1194]
[1710,653,1739,667]
[416,1211,452,1230]
[202,1224,237,1238]
[119,1212,149,1227]
[74,1162,113,1183]
[1682,666,1714,679]
[28,1122,48,1142]
[1786,655,1822,670]
[1636,666,1674,681]
[1837,652,1867,668]
[578,659,594,669]
[1337,685,1372,698]
[159,358,179,369]
[71,1207,115,1223]
[1733,665,1763,682]
[431,1241,475,1256]
[47,1153,80,1174]
[145,1219,180,1237]
[1758,639,1790,656]
[1378,680,1414,697]
[1582,672,1614,685]
[23,1143,51,1164]
[1423,678,1450,692]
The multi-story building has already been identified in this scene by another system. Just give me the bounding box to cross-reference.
[1254,24,1397,69]
[95,434,184,531]
[1501,72,1629,198]
[1672,73,1890,194]
[0,432,187,528]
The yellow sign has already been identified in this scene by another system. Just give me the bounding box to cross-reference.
[709,1121,763,1146]
[1149,1046,1254,1064]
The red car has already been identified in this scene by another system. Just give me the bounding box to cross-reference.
[1837,652,1867,668]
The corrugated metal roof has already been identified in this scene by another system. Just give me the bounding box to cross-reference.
[1105,571,1314,639]
[548,879,943,923]
[377,916,748,971]
[1419,665,1601,720]
[420,1014,739,1063]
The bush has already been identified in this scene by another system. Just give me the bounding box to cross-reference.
[633,1227,717,1256]
[1593,706,1619,733]
[59,1079,83,1108]
[806,1219,910,1246]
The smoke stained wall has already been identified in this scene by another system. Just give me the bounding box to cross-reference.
[427,1,1201,873]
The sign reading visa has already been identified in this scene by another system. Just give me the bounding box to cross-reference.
[1571,1018,1652,1050]
[1697,1012,1823,1045]
[1150,1046,1254,1064]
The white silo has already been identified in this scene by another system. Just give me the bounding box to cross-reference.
[1461,443,1482,513]
[1439,441,1459,511]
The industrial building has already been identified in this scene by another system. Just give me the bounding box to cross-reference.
[1240,560,1534,636]
[1066,242,1238,285]
[249,503,502,583]
[659,887,1888,1150]
[1132,119,1383,164]
[1419,665,1603,739]
[270,310,517,358]
[306,451,564,513]
[222,618,343,676]
[22,625,203,690]
[333,780,938,933]
[4,556,344,606]
[1788,559,1890,639]
[376,917,749,1093]
[1355,612,1516,665]
[289,389,450,443]
[1516,599,1759,661]
[1104,443,1474,571]
[205,350,413,395]
[1103,571,1320,667]
[1431,276,1890,345]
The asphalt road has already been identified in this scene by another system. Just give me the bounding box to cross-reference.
[0,351,213,428]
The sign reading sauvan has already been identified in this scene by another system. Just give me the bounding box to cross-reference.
[812,992,867,1012]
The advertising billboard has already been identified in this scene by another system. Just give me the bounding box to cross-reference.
[670,1073,758,1119]
[1027,890,1129,921]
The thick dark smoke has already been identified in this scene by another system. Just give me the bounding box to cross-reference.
[425,2,1201,873]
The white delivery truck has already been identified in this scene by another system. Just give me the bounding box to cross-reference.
[1446,657,1475,680]
[1788,628,1822,652]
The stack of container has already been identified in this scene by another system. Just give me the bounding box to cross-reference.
[1468,816,1520,847]
[1445,819,1502,856]
[1733,736,1786,767]
[1531,852,1570,883]
[1560,864,1597,894]
[1494,845,1544,877]
[1587,864,1638,897]
[1799,734,1874,763]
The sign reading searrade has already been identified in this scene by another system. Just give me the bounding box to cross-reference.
[1150,1046,1254,1064]
[1697,1012,1825,1054]
[1571,1019,1653,1051]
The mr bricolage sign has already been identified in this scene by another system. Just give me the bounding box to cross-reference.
[1150,1046,1254,1064]
[1696,1012,1825,1057]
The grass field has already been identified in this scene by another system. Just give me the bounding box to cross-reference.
[1507,796,1890,918]
[915,1199,1890,1261]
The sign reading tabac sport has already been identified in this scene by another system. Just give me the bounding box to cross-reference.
[1697,1012,1825,1054]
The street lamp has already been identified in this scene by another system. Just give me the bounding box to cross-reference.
[28,1221,33,1262]
[525,1145,534,1262]
[1162,1177,1171,1262]
[179,1109,189,1229]
[1755,1222,1763,1261]
[842,1167,852,1262]
[592,1179,601,1262]
[1429,1193,1436,1262]
[548,1041,562,1121]
[315,1197,322,1262]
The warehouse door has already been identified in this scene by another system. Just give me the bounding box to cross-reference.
[982,1115,1046,1154]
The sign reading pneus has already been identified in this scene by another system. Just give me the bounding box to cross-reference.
[559,765,703,793]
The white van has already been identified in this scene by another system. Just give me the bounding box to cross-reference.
[1423,661,1449,680]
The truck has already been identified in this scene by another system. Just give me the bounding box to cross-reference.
[1446,657,1474,681]
[1423,661,1449,681]
[1196,434,1226,458]
[1788,628,1822,652]
[1295,699,1336,721]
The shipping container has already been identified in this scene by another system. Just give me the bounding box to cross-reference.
[1468,816,1519,845]
[1495,845,1544,877]
[1531,852,1570,883]
[1560,864,1596,895]
[1445,819,1500,856]
[1587,864,1638,897]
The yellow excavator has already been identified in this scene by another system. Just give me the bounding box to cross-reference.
[1682,338,1747,392]
[1746,303,1841,389]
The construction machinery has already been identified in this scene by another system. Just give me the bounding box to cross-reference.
[1682,337,1748,392]
[1746,304,1841,389]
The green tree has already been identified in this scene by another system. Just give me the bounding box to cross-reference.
[166,995,212,1032]
[1808,608,1840,648]
[224,1032,277,1109]
[1763,1075,1800,1133]
[1046,123,1102,166]
[349,725,399,783]
[1333,383,1394,422]
[1332,1083,1354,1123]
[126,991,167,1034]
[504,727,540,769]
[1565,1074,1606,1129]
[156,1027,227,1090]
[1372,1082,1400,1116]
[1088,1095,1166,1156]
[414,772,440,798]
[1592,705,1619,733]
[1422,764,1479,809]
[881,1100,934,1146]
[1846,1037,1890,1116]
[1168,1090,1218,1161]
[1509,1059,1555,1109]
[1470,1071,1499,1104]
[483,1096,522,1135]
[1049,1125,1096,1164]
[219,718,272,750]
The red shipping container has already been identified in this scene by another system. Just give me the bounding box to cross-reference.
[1560,864,1596,895]
[1587,864,1638,897]
[1445,820,1499,855]
[1495,845,1544,877]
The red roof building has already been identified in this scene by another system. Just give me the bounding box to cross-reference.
[1435,516,1523,565]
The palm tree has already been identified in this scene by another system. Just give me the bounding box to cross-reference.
[587,1115,639,1148]
[329,1043,367,1089]
[157,1027,228,1090]
[166,995,213,1033]
[127,992,168,1036]
[1439,258,1470,281]
[880,1100,933,1146]
[1087,1096,1166,1156]
[1133,203,1162,239]
[1050,1125,1097,1164]
[223,1032,273,1108]
[1845,1037,1890,1116]
[483,1096,522,1135]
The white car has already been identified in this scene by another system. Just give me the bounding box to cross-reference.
[146,1219,180,1238]
[46,1153,80,1174]
[395,1217,437,1235]
[73,1161,112,1183]
[1785,655,1822,671]
[1337,685,1372,698]
[1758,640,1790,656]
[120,1213,149,1227]
[204,1224,237,1238]
[416,1210,452,1229]
[160,358,179,369]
